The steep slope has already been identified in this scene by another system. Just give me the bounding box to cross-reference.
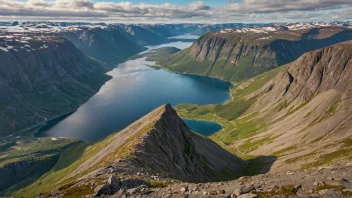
[116,24,173,45]
[64,27,146,64]
[0,138,77,194]
[210,41,352,172]
[165,26,352,82]
[16,104,245,197]
[0,32,110,136]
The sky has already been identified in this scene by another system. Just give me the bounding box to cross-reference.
[0,0,352,23]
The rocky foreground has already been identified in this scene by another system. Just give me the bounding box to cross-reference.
[84,163,352,198]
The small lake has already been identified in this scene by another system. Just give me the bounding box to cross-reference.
[39,37,230,142]
[183,119,222,136]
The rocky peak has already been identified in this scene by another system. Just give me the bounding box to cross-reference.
[133,104,245,182]
[68,104,245,184]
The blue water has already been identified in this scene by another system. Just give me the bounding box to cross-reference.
[183,119,222,136]
[39,40,231,142]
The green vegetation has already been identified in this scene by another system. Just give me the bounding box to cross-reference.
[0,138,76,167]
[132,47,181,67]
[316,184,344,191]
[238,136,273,154]
[303,139,352,169]
[257,185,298,197]
[0,137,77,196]
[175,104,216,121]
[12,132,124,198]
[285,152,317,164]
[272,146,296,156]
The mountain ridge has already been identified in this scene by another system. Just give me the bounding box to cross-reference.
[161,26,352,82]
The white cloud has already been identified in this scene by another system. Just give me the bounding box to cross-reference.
[0,0,351,23]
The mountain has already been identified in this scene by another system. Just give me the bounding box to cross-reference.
[235,41,352,172]
[177,41,352,174]
[191,23,246,35]
[162,25,352,82]
[0,32,110,136]
[115,24,175,46]
[64,27,146,64]
[15,104,245,197]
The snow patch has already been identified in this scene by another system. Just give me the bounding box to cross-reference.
[0,47,8,52]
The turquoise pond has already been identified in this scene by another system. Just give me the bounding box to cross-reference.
[183,119,222,136]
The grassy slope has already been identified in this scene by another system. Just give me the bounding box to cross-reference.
[14,120,158,198]
[0,137,77,196]
[175,65,285,151]
[174,66,286,176]
[134,47,180,62]
[13,134,116,198]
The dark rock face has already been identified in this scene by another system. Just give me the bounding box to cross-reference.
[0,37,110,135]
[0,157,58,191]
[134,104,246,182]
[166,27,352,82]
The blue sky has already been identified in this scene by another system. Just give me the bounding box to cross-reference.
[0,0,352,23]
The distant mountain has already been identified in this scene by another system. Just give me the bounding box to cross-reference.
[162,25,352,82]
[15,104,245,197]
[64,27,146,64]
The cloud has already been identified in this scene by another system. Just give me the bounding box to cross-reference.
[226,0,352,13]
[0,0,351,23]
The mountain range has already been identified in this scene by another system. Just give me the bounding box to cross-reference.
[159,24,352,82]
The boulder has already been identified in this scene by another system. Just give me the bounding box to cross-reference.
[120,178,150,189]
[233,185,256,196]
[237,193,258,198]
[108,175,121,192]
[318,188,342,198]
[94,184,111,197]
[180,186,188,193]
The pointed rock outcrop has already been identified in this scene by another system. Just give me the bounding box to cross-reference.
[133,104,245,182]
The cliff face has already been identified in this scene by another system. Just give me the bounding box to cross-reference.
[166,26,352,82]
[0,34,110,136]
[223,41,352,172]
